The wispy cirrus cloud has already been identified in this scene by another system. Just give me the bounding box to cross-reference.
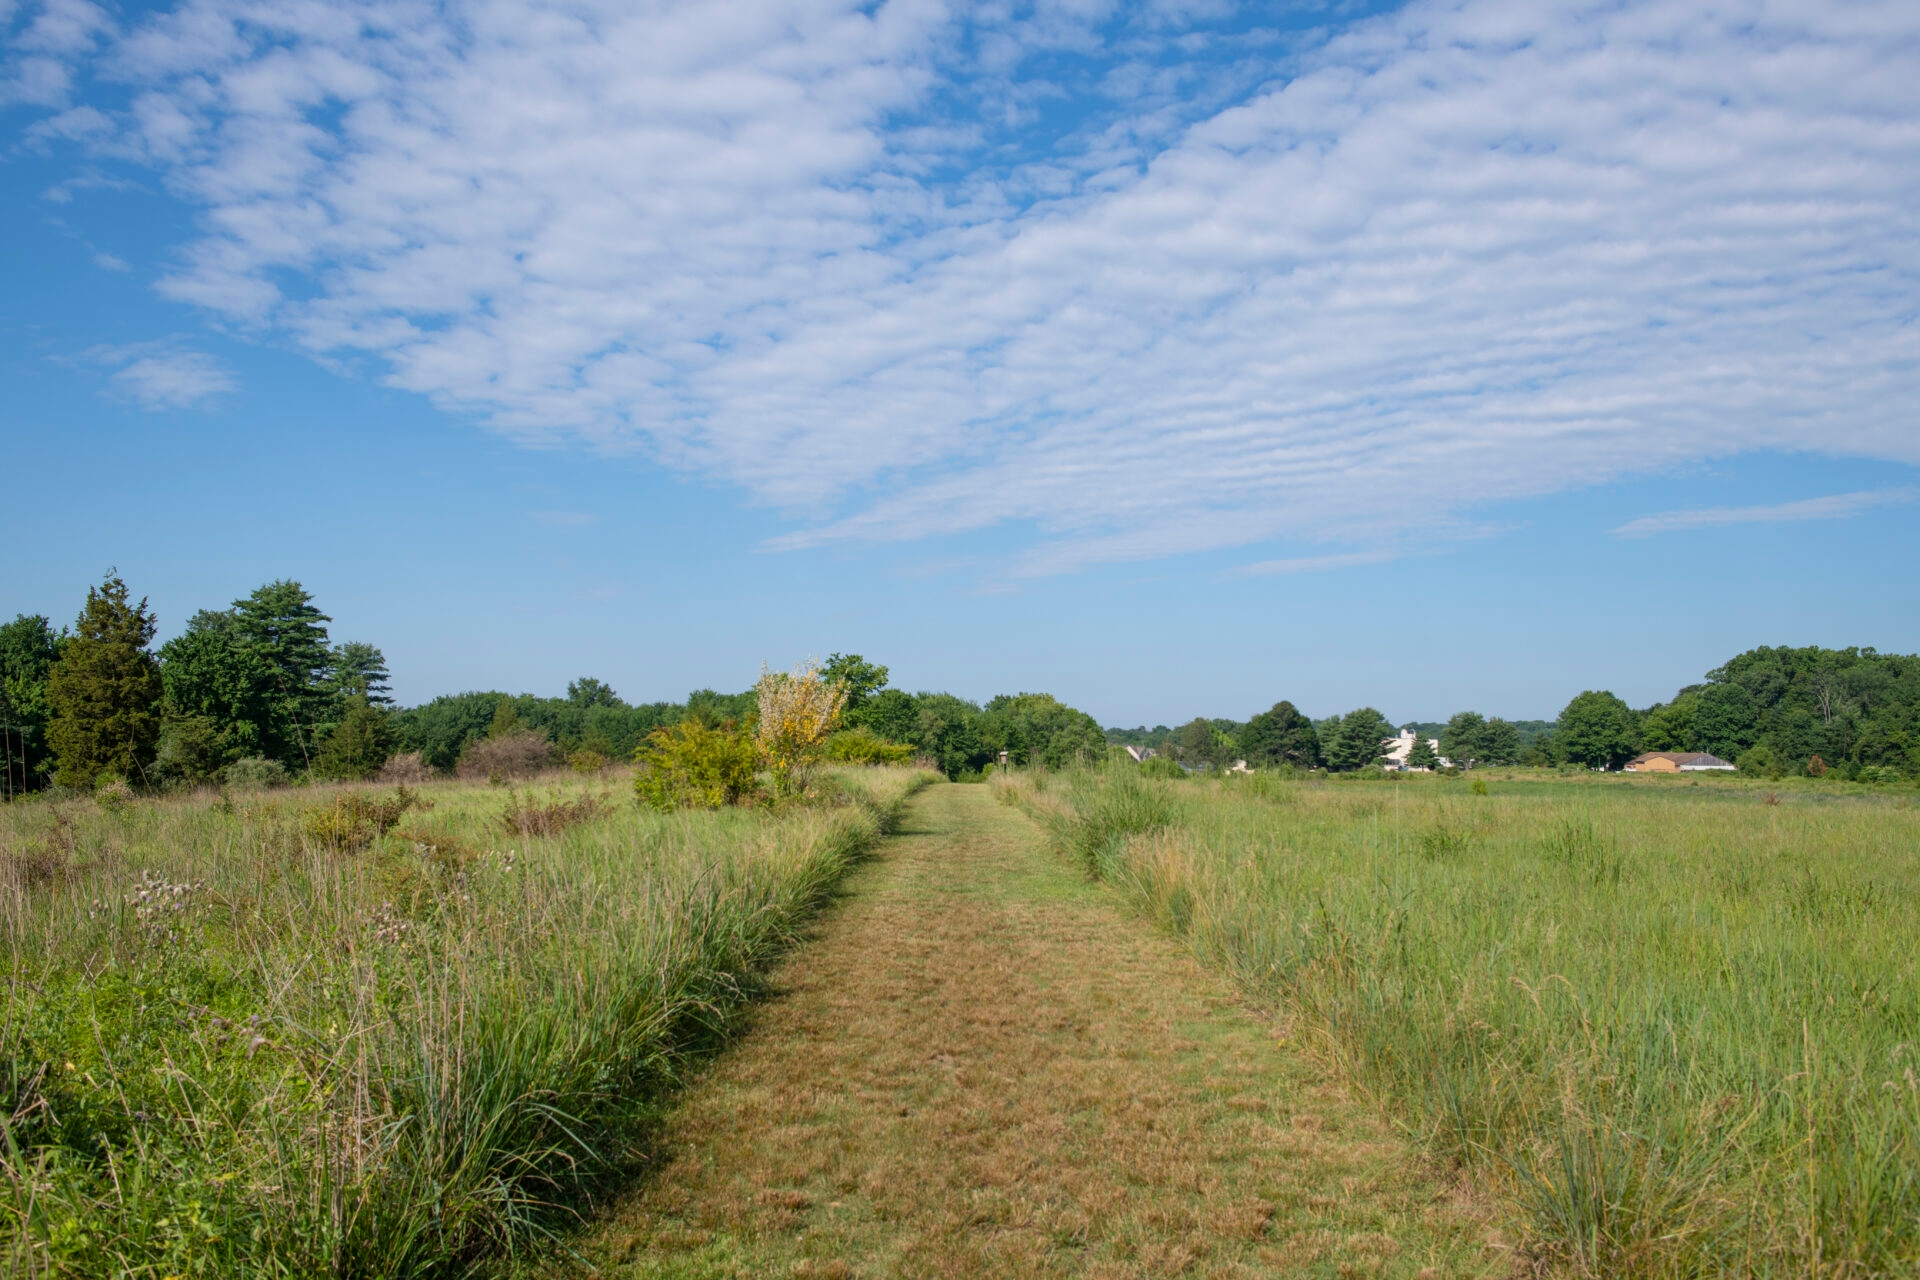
[11,0,1920,573]
[1239,550,1398,577]
[88,341,235,408]
[1610,489,1917,540]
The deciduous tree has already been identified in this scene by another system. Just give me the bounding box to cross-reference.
[1240,700,1320,769]
[1556,690,1637,770]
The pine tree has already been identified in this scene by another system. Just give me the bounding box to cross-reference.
[46,573,163,788]
[313,696,398,780]
[233,580,335,770]
[1406,732,1438,770]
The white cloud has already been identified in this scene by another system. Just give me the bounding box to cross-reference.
[1240,549,1396,576]
[90,342,236,408]
[17,0,1920,571]
[1610,489,1916,539]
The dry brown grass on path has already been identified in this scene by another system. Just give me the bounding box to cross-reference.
[561,783,1503,1279]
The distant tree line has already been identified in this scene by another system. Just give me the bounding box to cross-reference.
[1105,645,1920,779]
[0,573,1112,795]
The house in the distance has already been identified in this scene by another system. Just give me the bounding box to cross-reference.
[1625,751,1736,773]
[1381,728,1444,771]
[1122,745,1157,763]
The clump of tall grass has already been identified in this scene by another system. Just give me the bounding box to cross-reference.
[0,766,935,1276]
[1014,767,1920,1277]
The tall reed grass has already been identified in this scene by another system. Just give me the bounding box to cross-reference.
[1009,767,1920,1277]
[0,766,934,1277]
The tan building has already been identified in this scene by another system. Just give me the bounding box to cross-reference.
[1625,751,1736,773]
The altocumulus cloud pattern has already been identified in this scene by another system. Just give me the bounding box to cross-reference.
[10,0,1920,573]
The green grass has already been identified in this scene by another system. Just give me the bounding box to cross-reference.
[1008,767,1920,1277]
[0,765,934,1278]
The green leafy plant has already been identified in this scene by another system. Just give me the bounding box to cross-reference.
[634,720,761,810]
[823,726,913,765]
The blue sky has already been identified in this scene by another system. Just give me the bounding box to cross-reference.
[4,0,1918,727]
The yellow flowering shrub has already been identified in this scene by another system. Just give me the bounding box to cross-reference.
[756,661,847,793]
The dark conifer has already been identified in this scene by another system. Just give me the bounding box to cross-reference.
[46,573,163,788]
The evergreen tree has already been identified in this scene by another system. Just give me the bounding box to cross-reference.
[1406,731,1438,769]
[1478,717,1522,765]
[0,613,66,796]
[313,696,398,780]
[328,641,393,704]
[1324,707,1394,772]
[46,573,163,788]
[232,580,335,770]
[1439,711,1487,766]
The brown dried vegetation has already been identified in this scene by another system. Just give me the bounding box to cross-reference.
[500,790,607,838]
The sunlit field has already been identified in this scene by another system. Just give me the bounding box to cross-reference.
[1008,767,1920,1278]
[0,766,933,1277]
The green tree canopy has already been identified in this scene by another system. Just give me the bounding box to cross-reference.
[566,676,622,709]
[1556,690,1638,769]
[46,573,164,788]
[314,696,398,780]
[1439,711,1486,766]
[1324,707,1393,772]
[852,688,918,742]
[1477,717,1522,765]
[1693,681,1760,760]
[822,653,890,718]
[159,609,271,768]
[910,692,987,778]
[1439,711,1523,767]
[231,581,336,769]
[979,692,1106,769]
[1239,700,1319,769]
[1406,731,1438,769]
[329,641,393,704]
[0,613,66,795]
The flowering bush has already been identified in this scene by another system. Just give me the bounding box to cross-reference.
[756,661,846,794]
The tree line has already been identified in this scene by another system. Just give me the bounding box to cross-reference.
[1109,646,1919,779]
[7,573,1913,795]
[0,574,1113,795]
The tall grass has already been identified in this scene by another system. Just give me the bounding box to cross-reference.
[1008,768,1920,1277]
[0,766,934,1277]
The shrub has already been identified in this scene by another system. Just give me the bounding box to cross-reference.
[634,720,761,811]
[93,777,134,812]
[756,660,845,793]
[1137,755,1186,780]
[300,788,423,852]
[1737,742,1785,778]
[823,726,913,765]
[223,756,288,790]
[568,748,611,774]
[500,790,605,837]
[456,729,559,783]
[377,751,434,784]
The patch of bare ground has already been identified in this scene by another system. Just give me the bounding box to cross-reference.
[558,784,1504,1279]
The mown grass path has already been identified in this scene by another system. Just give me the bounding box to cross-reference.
[562,784,1501,1279]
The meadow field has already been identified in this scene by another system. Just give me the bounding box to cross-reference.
[1007,767,1920,1277]
[0,765,934,1277]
